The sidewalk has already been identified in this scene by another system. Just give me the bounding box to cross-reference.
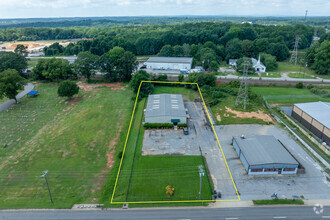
[0,83,34,112]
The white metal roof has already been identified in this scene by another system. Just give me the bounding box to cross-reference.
[145,94,186,118]
[294,101,330,129]
[146,57,193,64]
[233,135,298,166]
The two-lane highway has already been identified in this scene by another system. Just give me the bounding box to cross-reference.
[0,206,329,220]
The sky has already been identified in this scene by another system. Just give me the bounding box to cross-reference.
[0,0,329,18]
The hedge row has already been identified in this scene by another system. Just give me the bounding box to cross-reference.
[143,123,174,129]
[143,123,188,129]
[178,123,187,128]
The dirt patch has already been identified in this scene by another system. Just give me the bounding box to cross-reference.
[2,40,71,51]
[225,106,274,122]
[106,153,114,168]
[77,82,127,92]
[69,97,82,105]
[216,114,221,122]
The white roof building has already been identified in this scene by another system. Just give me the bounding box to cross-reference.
[251,56,266,73]
[145,57,193,70]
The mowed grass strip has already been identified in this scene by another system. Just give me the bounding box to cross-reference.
[253,199,304,205]
[250,87,330,104]
[0,83,132,209]
[113,86,213,205]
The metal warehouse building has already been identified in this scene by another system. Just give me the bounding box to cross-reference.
[291,102,330,145]
[145,57,193,70]
[145,94,187,124]
[232,135,299,175]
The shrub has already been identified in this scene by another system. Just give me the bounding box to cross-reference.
[295,82,303,89]
[165,185,175,197]
[177,123,187,128]
[143,123,174,129]
[307,84,314,89]
[57,80,79,99]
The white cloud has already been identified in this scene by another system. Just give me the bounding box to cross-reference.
[0,0,329,18]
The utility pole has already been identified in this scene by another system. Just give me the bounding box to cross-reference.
[41,171,53,204]
[198,165,205,200]
[235,59,249,110]
[290,35,299,65]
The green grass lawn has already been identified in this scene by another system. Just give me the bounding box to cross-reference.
[235,72,259,77]
[0,83,133,209]
[274,62,314,74]
[253,199,304,205]
[251,87,330,104]
[288,72,315,79]
[261,72,281,78]
[112,86,213,205]
[27,61,38,68]
[152,85,200,101]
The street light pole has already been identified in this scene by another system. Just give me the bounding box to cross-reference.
[41,171,53,204]
[198,165,205,200]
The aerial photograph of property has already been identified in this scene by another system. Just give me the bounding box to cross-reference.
[0,0,329,219]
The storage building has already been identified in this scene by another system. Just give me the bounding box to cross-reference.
[145,94,187,124]
[145,57,193,70]
[232,135,299,175]
[291,101,330,145]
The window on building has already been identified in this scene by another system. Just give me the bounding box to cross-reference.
[264,168,278,172]
[250,169,263,172]
[283,168,295,172]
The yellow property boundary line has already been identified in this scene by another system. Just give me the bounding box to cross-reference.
[110,81,240,204]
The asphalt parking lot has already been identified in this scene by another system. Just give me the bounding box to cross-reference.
[215,124,330,200]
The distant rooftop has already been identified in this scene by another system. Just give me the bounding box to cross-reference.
[147,57,193,64]
[294,101,330,129]
[145,94,186,118]
[233,135,298,166]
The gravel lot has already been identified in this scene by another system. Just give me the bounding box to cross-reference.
[215,124,330,200]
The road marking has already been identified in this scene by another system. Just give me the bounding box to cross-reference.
[273,217,286,219]
[226,218,238,220]
[322,217,330,219]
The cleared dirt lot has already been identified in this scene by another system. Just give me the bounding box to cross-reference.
[215,124,330,200]
[142,102,238,199]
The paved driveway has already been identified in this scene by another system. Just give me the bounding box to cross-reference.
[0,83,34,112]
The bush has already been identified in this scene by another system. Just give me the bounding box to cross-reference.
[165,185,175,197]
[143,123,174,129]
[307,84,314,89]
[177,123,187,128]
[295,82,303,89]
[57,80,79,99]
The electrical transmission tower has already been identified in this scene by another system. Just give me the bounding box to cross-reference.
[304,10,308,20]
[235,60,250,111]
[290,35,299,65]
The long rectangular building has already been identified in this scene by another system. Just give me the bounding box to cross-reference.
[292,102,330,145]
[232,135,299,175]
[145,57,193,70]
[145,94,187,124]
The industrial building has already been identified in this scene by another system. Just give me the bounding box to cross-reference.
[145,94,187,124]
[232,135,299,175]
[145,57,193,70]
[292,101,330,145]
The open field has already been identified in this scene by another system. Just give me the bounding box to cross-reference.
[112,86,213,205]
[211,96,273,125]
[272,62,315,74]
[0,83,133,209]
[288,72,315,79]
[251,86,330,104]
